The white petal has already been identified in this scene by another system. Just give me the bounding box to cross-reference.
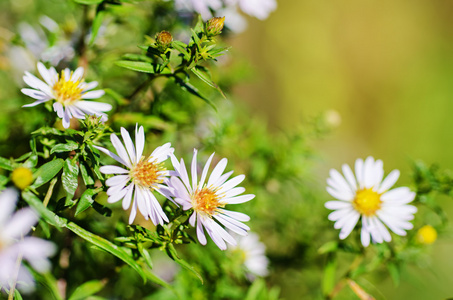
[81,89,105,99]
[219,174,245,192]
[325,201,352,210]
[363,156,376,188]
[373,217,391,242]
[120,127,136,164]
[207,158,228,187]
[71,67,84,82]
[342,164,357,191]
[328,169,353,194]
[381,187,414,203]
[217,209,250,222]
[223,194,255,204]
[135,125,145,161]
[223,187,245,198]
[199,152,215,188]
[326,186,354,201]
[178,158,192,193]
[94,145,129,167]
[37,62,54,86]
[75,100,112,113]
[360,222,371,247]
[339,212,360,239]
[328,207,352,222]
[196,215,207,245]
[106,175,129,187]
[99,165,129,174]
[4,208,38,239]
[128,195,138,224]
[214,214,249,235]
[378,170,400,193]
[0,189,18,226]
[191,149,198,191]
[21,88,52,101]
[81,81,98,91]
[110,133,132,168]
[355,158,364,188]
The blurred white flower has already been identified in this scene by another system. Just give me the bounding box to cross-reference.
[229,232,269,279]
[0,189,56,293]
[21,62,112,128]
[325,157,417,247]
[174,0,277,33]
[95,125,174,225]
[169,149,254,250]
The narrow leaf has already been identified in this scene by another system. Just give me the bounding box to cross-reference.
[64,221,148,282]
[173,76,217,111]
[322,253,337,296]
[68,280,106,300]
[115,61,156,73]
[89,10,106,45]
[62,158,79,199]
[32,159,64,189]
[0,157,13,171]
[166,243,203,283]
[21,191,66,228]
[191,67,226,99]
[51,141,79,154]
[79,163,95,186]
[73,0,103,4]
[75,189,98,216]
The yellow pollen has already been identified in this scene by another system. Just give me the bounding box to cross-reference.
[192,187,224,216]
[53,71,84,105]
[353,188,382,216]
[416,225,437,245]
[130,158,164,188]
[11,167,34,190]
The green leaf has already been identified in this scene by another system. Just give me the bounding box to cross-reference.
[51,141,79,154]
[21,191,66,228]
[191,67,226,98]
[0,175,8,189]
[14,289,23,300]
[121,53,153,63]
[0,157,13,171]
[62,158,79,199]
[89,10,106,45]
[79,163,95,186]
[23,154,38,168]
[32,159,64,189]
[244,278,266,300]
[173,76,217,111]
[68,280,106,300]
[104,88,128,105]
[190,28,202,49]
[75,188,98,216]
[73,0,103,4]
[322,253,337,296]
[64,221,148,282]
[137,243,153,269]
[171,41,190,59]
[115,61,156,73]
[166,243,203,283]
[318,241,338,254]
[387,262,400,286]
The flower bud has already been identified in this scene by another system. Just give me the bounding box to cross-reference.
[11,167,34,190]
[155,31,173,51]
[206,17,225,37]
[416,225,437,245]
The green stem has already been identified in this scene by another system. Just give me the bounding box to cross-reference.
[43,177,58,207]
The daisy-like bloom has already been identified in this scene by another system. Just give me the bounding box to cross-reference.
[169,150,254,250]
[325,156,417,247]
[95,125,173,225]
[21,62,112,128]
[228,232,269,279]
[0,189,56,293]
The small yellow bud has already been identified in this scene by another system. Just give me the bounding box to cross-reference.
[416,225,437,245]
[206,17,225,37]
[155,31,173,51]
[11,167,34,190]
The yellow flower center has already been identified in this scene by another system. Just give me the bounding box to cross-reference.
[53,71,84,105]
[130,158,164,189]
[192,187,224,216]
[11,167,34,190]
[416,225,437,245]
[353,188,382,216]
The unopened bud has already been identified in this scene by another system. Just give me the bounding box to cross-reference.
[11,167,33,190]
[155,31,173,51]
[416,225,437,245]
[206,17,225,37]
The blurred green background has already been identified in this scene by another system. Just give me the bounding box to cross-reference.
[1,0,453,299]
[232,1,453,299]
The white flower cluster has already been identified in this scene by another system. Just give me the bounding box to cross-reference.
[96,125,255,250]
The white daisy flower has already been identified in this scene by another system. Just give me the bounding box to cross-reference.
[95,125,173,225]
[325,156,417,247]
[229,232,269,279]
[0,188,56,293]
[21,62,112,128]
[169,149,254,250]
